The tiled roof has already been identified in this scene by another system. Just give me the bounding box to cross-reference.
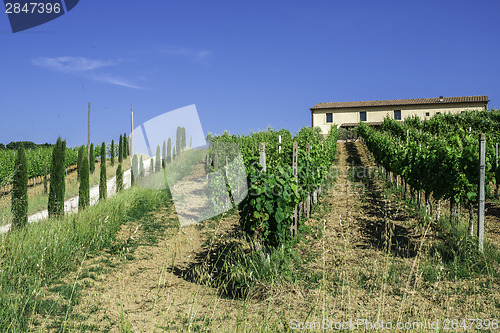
[340,121,384,127]
[311,95,489,110]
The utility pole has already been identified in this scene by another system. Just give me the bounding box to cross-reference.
[88,102,91,161]
[130,104,134,156]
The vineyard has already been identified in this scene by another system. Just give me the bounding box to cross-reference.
[0,144,119,195]
[0,146,77,185]
[357,109,500,237]
[206,126,338,247]
[1,117,500,331]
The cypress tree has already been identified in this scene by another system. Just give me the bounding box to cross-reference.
[12,147,28,229]
[118,135,123,163]
[116,164,123,192]
[162,141,166,169]
[43,162,48,194]
[48,137,66,218]
[167,138,172,164]
[124,133,129,157]
[99,141,107,200]
[149,157,154,174]
[78,154,90,211]
[182,127,186,151]
[110,139,115,166]
[155,145,161,172]
[176,127,181,155]
[131,154,138,185]
[77,145,84,180]
[139,156,144,178]
[173,146,176,160]
[89,143,95,174]
[101,141,106,161]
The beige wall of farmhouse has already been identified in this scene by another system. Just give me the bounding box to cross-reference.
[312,102,487,135]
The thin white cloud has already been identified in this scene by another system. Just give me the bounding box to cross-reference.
[195,50,213,64]
[32,56,116,72]
[90,73,143,90]
[162,47,213,64]
[32,56,144,89]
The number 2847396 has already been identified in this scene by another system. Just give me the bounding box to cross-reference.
[5,2,62,14]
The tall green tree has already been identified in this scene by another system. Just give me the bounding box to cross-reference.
[89,143,95,174]
[182,127,186,151]
[172,146,176,160]
[118,135,123,163]
[48,137,66,218]
[125,133,129,157]
[78,154,90,211]
[77,145,84,180]
[12,147,28,229]
[123,133,128,158]
[100,141,106,161]
[162,141,167,169]
[110,139,115,166]
[139,156,144,178]
[176,127,181,155]
[155,145,161,172]
[131,154,138,186]
[99,141,107,200]
[150,157,154,174]
[167,138,172,164]
[116,163,123,192]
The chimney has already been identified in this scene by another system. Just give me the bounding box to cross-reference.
[439,96,444,102]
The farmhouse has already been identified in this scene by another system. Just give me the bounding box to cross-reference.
[310,95,489,135]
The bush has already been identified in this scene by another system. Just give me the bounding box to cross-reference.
[238,165,300,248]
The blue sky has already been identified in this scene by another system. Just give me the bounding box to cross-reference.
[0,0,499,147]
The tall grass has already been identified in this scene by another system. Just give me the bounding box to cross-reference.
[0,185,170,332]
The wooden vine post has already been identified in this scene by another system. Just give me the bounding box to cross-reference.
[213,152,218,170]
[225,155,228,178]
[290,141,298,238]
[259,143,266,172]
[496,143,499,198]
[306,142,311,218]
[478,134,486,252]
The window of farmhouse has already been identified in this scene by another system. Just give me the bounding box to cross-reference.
[394,110,401,120]
[360,111,367,122]
[326,113,333,123]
